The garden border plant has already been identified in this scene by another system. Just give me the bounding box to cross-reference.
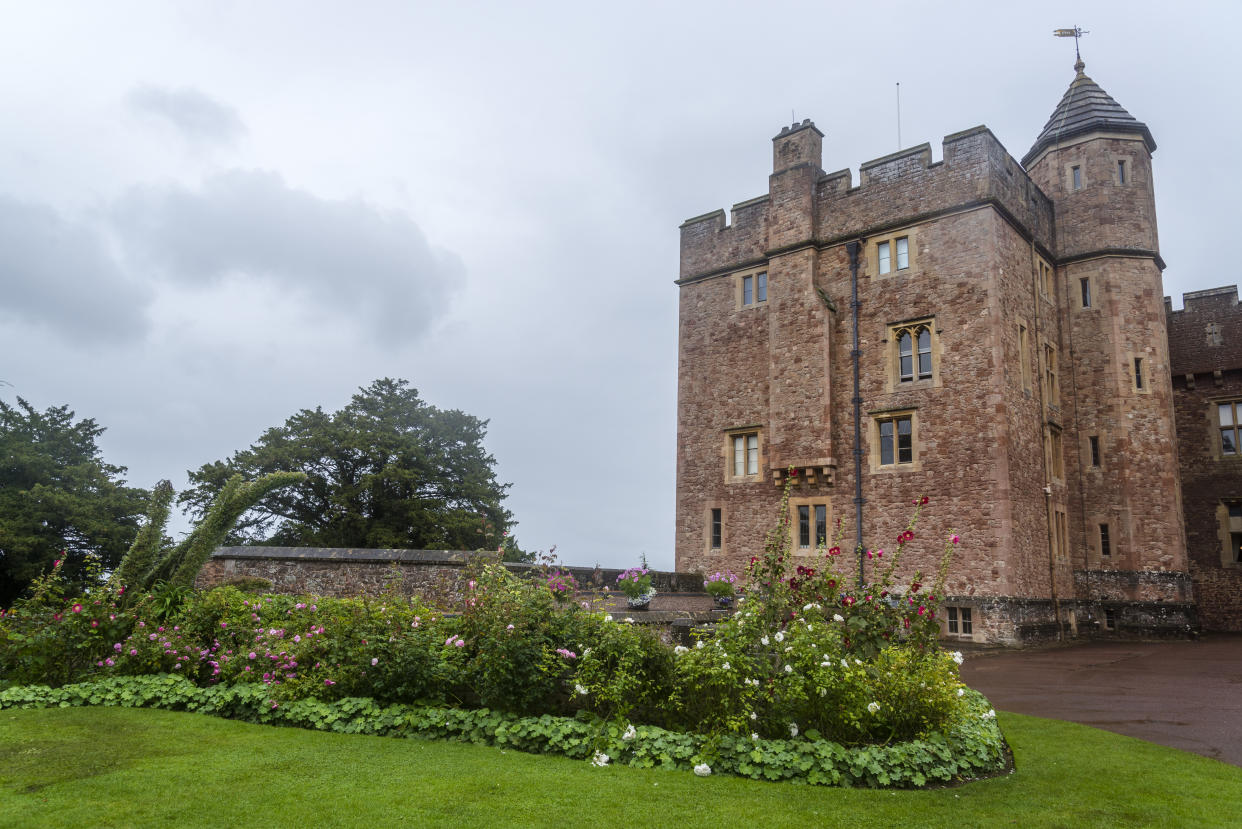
[0,673,1007,787]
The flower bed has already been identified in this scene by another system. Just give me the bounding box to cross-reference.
[0,674,1007,787]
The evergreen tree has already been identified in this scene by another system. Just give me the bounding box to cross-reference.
[179,379,514,551]
[0,397,149,606]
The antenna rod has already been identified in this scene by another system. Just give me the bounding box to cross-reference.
[896,82,901,149]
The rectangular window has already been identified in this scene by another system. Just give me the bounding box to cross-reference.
[1105,609,1116,630]
[1045,344,1059,405]
[1080,277,1091,308]
[947,607,973,635]
[1090,435,1101,467]
[1038,259,1055,299]
[755,271,767,303]
[1100,523,1111,557]
[879,414,914,466]
[732,433,759,476]
[1019,324,1031,392]
[895,237,909,270]
[1220,402,1241,456]
[1049,427,1064,480]
[877,241,891,275]
[1117,159,1127,184]
[814,504,827,548]
[710,509,722,549]
[1134,357,1144,390]
[798,505,811,549]
[742,275,753,306]
[1072,165,1082,190]
[1054,509,1068,560]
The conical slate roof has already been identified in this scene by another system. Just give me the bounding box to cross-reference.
[1021,60,1155,167]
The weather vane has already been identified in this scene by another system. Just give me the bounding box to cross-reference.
[1054,26,1089,67]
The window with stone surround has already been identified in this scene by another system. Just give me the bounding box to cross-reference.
[1052,507,1069,561]
[872,411,916,469]
[869,229,918,278]
[1019,323,1032,392]
[1089,435,1101,467]
[1099,523,1111,558]
[725,428,762,482]
[1037,257,1055,300]
[1043,343,1059,407]
[1046,425,1064,481]
[1231,505,1242,564]
[710,508,722,550]
[791,501,829,551]
[946,606,973,636]
[736,268,768,309]
[1079,276,1092,309]
[890,319,936,387]
[1219,401,1242,457]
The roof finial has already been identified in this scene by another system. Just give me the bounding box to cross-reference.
[1054,26,1089,74]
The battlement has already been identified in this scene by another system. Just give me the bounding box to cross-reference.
[1167,284,1242,375]
[678,122,1055,282]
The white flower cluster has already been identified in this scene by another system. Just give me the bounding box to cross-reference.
[575,684,589,696]
[622,724,637,741]
[673,645,689,655]
[951,651,964,665]
[592,751,610,767]
[867,701,881,714]
[983,709,996,719]
[693,763,712,777]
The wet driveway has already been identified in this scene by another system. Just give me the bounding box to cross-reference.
[960,635,1242,767]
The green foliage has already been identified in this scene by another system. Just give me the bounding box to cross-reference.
[0,396,149,606]
[162,472,307,587]
[109,480,174,590]
[0,675,1007,788]
[178,378,514,551]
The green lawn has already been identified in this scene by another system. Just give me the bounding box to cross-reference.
[2,706,1239,828]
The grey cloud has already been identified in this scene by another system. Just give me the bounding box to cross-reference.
[0,196,150,343]
[126,85,246,147]
[111,170,463,343]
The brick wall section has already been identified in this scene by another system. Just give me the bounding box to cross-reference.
[196,547,713,612]
[1168,288,1242,630]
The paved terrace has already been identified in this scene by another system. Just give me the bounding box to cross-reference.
[961,635,1242,767]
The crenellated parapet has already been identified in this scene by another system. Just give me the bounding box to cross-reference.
[678,124,1055,284]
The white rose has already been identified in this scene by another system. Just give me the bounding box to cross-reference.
[592,751,610,767]
[833,614,845,623]
[674,645,689,655]
[760,635,770,646]
[775,631,785,643]
[693,763,712,777]
[695,641,704,649]
[784,664,793,673]
[622,724,637,741]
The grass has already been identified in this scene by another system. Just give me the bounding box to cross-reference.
[2,707,1240,828]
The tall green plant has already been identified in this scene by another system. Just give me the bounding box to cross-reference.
[110,480,174,590]
[112,472,305,592]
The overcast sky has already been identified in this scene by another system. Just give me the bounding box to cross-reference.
[3,1,1239,570]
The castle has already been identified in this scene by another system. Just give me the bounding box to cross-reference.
[675,59,1240,644]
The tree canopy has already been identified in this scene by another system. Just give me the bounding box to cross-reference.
[0,397,150,606]
[179,379,515,552]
